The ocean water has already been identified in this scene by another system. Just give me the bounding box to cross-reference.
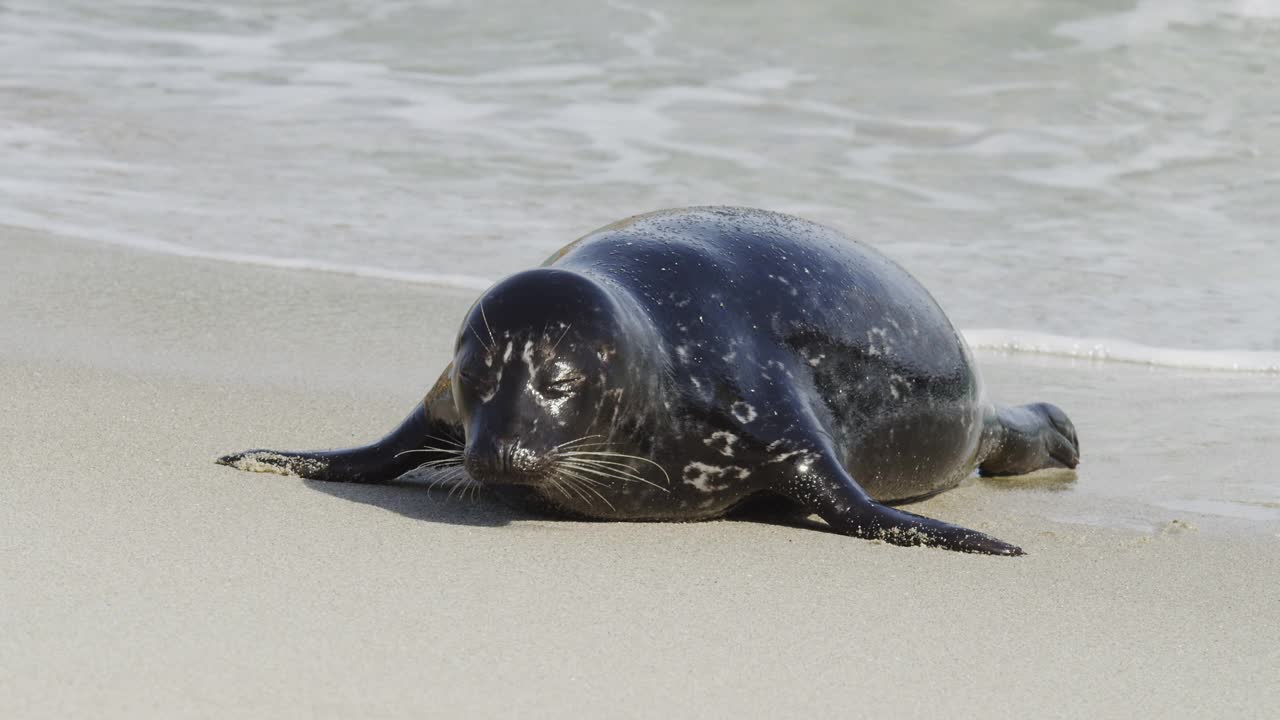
[2,0,1279,368]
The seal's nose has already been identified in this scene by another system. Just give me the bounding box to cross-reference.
[464,437,543,483]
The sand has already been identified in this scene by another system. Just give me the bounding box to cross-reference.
[2,228,1277,718]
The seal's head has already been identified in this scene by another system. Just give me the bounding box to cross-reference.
[452,269,641,487]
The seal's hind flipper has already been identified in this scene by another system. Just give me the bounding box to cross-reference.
[979,402,1080,477]
[782,447,1024,556]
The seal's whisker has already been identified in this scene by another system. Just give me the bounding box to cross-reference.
[423,433,465,448]
[427,466,464,494]
[448,471,476,500]
[432,466,461,497]
[440,466,465,486]
[547,476,576,503]
[558,469,615,510]
[545,476,564,500]
[558,440,612,449]
[437,465,465,480]
[396,446,463,458]
[447,474,476,502]
[557,460,648,487]
[412,457,464,472]
[566,473,602,505]
[480,303,498,350]
[554,434,605,450]
[469,323,494,355]
[558,471,609,508]
[559,461,669,493]
[562,476,594,505]
[559,451,672,486]
[550,323,573,353]
[554,465,609,487]
[418,464,462,477]
[559,457,648,478]
[412,455,463,465]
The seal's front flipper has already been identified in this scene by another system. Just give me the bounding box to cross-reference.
[216,401,457,483]
[782,450,1024,556]
[217,371,463,484]
[979,402,1080,477]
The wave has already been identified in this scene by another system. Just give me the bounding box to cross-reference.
[964,329,1280,374]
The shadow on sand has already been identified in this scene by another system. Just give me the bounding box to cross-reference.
[304,474,523,528]
[304,471,832,534]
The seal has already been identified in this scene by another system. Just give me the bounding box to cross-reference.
[218,207,1079,555]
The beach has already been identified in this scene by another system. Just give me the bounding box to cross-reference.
[3,227,1276,718]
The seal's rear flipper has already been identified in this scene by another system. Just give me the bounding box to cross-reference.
[217,398,462,484]
[782,448,1024,556]
[979,402,1080,477]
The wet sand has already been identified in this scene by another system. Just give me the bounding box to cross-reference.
[2,228,1277,718]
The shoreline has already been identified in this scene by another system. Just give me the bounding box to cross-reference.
[3,227,1278,717]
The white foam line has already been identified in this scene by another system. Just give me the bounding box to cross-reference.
[0,211,497,292]
[180,248,497,292]
[965,329,1280,374]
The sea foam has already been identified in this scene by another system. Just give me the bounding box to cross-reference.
[964,329,1280,374]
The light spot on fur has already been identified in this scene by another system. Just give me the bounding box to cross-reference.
[480,368,502,403]
[731,401,757,423]
[866,327,894,357]
[703,431,738,457]
[521,340,536,372]
[675,345,690,363]
[766,449,806,464]
[764,439,816,467]
[682,462,750,492]
[772,275,798,296]
[888,373,907,400]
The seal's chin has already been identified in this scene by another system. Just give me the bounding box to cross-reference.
[463,454,554,488]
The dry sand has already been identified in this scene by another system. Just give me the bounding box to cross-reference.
[2,228,1277,718]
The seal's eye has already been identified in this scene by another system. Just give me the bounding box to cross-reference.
[458,367,496,395]
[539,374,584,399]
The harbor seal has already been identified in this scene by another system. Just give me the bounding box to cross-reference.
[218,207,1079,555]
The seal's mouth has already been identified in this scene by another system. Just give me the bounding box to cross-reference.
[410,434,670,507]
[463,443,551,486]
